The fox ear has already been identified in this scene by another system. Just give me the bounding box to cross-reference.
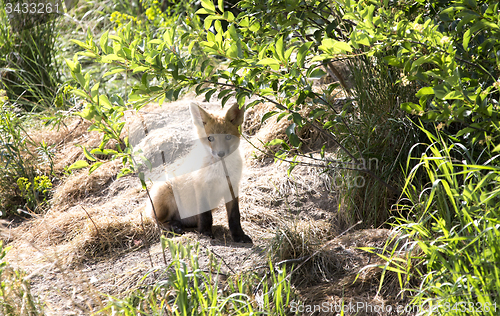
[189,102,210,127]
[225,103,245,126]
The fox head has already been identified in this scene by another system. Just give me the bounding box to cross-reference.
[189,102,245,159]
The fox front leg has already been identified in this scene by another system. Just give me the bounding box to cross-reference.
[226,198,252,243]
[197,210,214,238]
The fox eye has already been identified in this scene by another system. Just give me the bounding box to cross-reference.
[225,135,232,140]
[208,136,214,142]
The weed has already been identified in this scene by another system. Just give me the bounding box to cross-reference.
[101,238,298,315]
[16,175,53,212]
[0,241,44,315]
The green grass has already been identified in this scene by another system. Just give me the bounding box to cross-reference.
[376,126,500,315]
[0,4,62,112]
[333,54,422,228]
[101,237,298,315]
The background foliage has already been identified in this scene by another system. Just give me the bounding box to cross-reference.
[0,0,499,314]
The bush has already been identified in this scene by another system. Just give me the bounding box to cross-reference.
[334,54,422,227]
[339,1,500,313]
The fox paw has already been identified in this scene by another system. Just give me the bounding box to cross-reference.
[233,234,252,243]
[199,230,214,239]
[166,222,184,235]
[163,226,184,237]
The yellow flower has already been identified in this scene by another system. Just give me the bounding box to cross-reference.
[493,80,500,89]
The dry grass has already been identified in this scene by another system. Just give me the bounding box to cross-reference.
[6,112,158,267]
[10,202,158,265]
[51,160,122,208]
[294,229,410,316]
[27,118,95,175]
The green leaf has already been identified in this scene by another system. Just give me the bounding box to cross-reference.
[258,58,281,70]
[195,8,213,14]
[262,111,279,123]
[78,145,97,161]
[401,102,423,113]
[78,104,94,120]
[201,0,215,13]
[99,95,112,108]
[205,88,217,102]
[117,168,133,179]
[84,72,91,91]
[308,68,326,79]
[319,38,352,54]
[75,72,86,88]
[133,66,149,73]
[90,82,100,99]
[276,36,285,62]
[90,148,105,155]
[222,11,234,21]
[444,90,464,100]
[218,0,224,12]
[67,160,89,171]
[70,39,89,50]
[100,30,109,53]
[101,54,126,63]
[65,58,77,72]
[289,133,301,147]
[416,87,434,97]
[297,42,313,68]
[267,139,290,150]
[71,89,89,100]
[89,162,104,174]
[383,56,400,66]
[463,28,471,50]
[218,89,232,99]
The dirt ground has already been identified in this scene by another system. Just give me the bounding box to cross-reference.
[1,94,409,315]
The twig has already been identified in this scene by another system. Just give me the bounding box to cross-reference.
[208,247,237,275]
[324,61,352,96]
[80,205,101,238]
[56,116,83,147]
[144,185,168,266]
[276,256,309,267]
[250,221,362,294]
[220,157,236,200]
[139,209,155,271]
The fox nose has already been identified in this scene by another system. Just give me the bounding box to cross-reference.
[217,151,225,157]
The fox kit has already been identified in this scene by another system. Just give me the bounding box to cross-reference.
[147,102,252,243]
